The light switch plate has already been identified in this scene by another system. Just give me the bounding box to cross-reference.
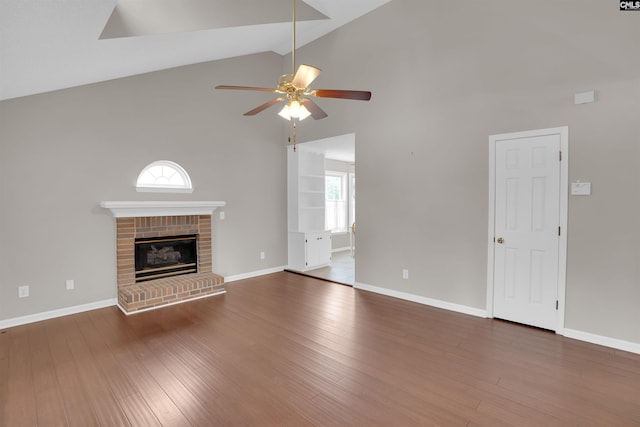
[575,91,595,105]
[571,182,591,196]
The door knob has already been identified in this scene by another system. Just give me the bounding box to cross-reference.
[496,237,504,244]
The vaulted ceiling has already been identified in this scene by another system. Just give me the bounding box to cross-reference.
[0,0,391,101]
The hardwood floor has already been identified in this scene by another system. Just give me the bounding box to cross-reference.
[1,272,639,426]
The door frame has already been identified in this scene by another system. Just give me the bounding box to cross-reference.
[486,126,569,333]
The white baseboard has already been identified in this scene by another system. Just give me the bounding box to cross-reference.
[563,328,640,355]
[354,282,487,318]
[5,279,637,356]
[285,263,332,273]
[0,266,282,329]
[354,282,640,355]
[332,247,351,253]
[224,266,286,283]
[0,298,117,330]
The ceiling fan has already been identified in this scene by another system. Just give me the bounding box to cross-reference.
[215,0,372,122]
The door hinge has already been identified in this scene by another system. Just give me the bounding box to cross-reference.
[559,151,562,161]
[558,226,561,236]
[556,300,559,310]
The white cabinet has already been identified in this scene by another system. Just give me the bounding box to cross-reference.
[288,231,332,271]
[287,148,332,271]
[288,149,325,232]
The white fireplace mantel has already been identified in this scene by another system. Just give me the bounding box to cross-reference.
[100,201,226,218]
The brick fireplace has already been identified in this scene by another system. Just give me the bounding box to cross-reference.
[101,201,225,314]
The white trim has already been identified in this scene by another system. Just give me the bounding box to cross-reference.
[353,281,640,355]
[286,264,331,273]
[117,290,225,315]
[564,329,640,355]
[354,282,487,318]
[487,134,496,318]
[136,160,193,193]
[3,283,638,356]
[0,298,117,330]
[330,231,350,236]
[487,126,568,333]
[332,246,351,253]
[224,266,286,283]
[136,186,193,194]
[100,200,226,218]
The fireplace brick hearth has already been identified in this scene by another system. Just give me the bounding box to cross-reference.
[115,215,224,313]
[118,272,223,312]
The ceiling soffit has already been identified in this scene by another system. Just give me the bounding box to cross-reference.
[101,0,328,39]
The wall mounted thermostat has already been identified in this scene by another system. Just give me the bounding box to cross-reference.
[571,181,591,196]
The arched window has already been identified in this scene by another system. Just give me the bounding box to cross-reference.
[136,160,193,193]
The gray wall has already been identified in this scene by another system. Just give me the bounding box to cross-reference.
[293,0,640,344]
[0,53,288,321]
[2,0,639,348]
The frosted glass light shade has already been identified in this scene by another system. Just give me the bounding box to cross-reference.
[278,100,311,121]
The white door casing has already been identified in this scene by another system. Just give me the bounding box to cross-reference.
[487,127,568,332]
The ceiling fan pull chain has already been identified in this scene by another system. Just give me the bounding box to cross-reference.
[293,121,297,152]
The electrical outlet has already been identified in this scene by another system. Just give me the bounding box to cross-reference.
[18,285,29,298]
[260,251,265,260]
[66,279,75,290]
[402,269,409,280]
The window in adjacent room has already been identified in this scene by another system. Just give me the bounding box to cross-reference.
[349,172,355,229]
[325,171,348,232]
[136,160,193,193]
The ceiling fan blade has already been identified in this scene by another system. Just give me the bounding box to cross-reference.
[292,64,322,89]
[312,89,372,101]
[300,98,328,120]
[215,85,277,93]
[244,98,285,116]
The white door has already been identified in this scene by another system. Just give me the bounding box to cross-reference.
[306,231,331,268]
[490,128,566,331]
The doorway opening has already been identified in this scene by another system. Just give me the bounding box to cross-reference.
[289,133,356,286]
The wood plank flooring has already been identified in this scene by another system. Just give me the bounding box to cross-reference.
[1,271,639,426]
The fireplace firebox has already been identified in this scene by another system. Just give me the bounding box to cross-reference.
[135,234,198,282]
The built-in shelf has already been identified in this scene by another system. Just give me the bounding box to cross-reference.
[100,201,226,218]
[288,150,327,232]
[287,149,331,270]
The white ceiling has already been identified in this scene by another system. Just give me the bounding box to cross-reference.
[296,133,355,163]
[0,0,391,101]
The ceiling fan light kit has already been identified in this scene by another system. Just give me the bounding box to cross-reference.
[214,0,372,127]
[278,99,311,121]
